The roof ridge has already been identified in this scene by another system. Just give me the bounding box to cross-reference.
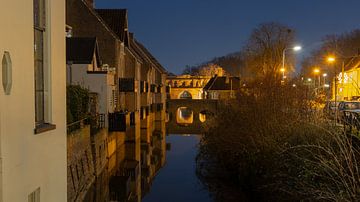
[80,0,121,41]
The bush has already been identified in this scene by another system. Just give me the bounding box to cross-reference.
[67,85,90,124]
[197,79,360,201]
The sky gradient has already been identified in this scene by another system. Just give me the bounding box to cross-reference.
[95,0,360,75]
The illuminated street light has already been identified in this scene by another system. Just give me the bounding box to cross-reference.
[282,45,302,80]
[307,78,312,82]
[326,55,337,124]
[293,46,302,51]
[323,73,327,85]
[327,56,336,63]
[324,84,330,88]
[280,68,285,79]
[313,68,320,86]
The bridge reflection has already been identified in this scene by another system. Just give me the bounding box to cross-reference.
[167,99,218,134]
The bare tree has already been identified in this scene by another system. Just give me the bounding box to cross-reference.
[301,29,360,77]
[242,22,296,81]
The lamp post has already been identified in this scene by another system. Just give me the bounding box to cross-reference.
[282,45,302,80]
[327,56,336,123]
[313,68,320,87]
[322,73,327,86]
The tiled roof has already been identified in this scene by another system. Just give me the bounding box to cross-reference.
[203,76,240,90]
[133,40,167,73]
[66,37,101,66]
[95,9,128,42]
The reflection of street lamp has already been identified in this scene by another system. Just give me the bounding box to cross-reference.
[282,45,302,79]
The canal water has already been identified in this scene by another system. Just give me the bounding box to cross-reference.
[82,107,212,202]
[142,135,211,202]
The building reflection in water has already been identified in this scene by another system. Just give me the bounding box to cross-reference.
[76,106,206,202]
[81,109,167,202]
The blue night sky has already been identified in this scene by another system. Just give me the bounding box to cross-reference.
[95,0,360,75]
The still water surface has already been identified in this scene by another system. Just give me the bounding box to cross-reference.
[143,135,211,202]
[83,107,211,202]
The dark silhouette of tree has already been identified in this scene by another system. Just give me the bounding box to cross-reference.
[301,29,360,78]
[242,22,296,81]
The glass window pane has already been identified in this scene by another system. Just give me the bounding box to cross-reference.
[33,0,45,28]
[35,62,44,91]
[34,29,43,61]
[35,91,44,124]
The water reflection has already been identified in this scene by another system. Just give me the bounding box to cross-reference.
[199,112,206,123]
[78,109,210,202]
[80,113,166,202]
[176,107,194,125]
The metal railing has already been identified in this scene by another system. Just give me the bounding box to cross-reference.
[67,118,89,134]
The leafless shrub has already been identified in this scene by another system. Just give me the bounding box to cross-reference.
[197,79,360,201]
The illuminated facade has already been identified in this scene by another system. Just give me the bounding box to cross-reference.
[332,61,360,101]
[166,75,211,99]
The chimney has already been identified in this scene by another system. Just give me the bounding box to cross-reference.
[85,0,94,8]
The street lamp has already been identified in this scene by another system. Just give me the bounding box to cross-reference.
[282,45,302,80]
[313,68,320,87]
[280,68,285,79]
[322,73,327,86]
[327,56,336,123]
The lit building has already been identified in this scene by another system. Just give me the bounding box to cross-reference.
[332,59,360,101]
[203,75,241,100]
[0,0,67,201]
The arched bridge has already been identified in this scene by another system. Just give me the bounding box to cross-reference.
[166,99,218,134]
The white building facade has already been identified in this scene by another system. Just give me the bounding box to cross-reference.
[0,0,67,201]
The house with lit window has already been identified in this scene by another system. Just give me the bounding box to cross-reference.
[332,58,360,101]
[203,75,241,100]
[0,0,67,201]
[66,37,116,127]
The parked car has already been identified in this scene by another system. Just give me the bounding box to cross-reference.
[323,100,339,119]
[338,101,360,123]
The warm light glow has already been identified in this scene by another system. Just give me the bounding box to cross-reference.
[313,68,320,74]
[293,46,302,51]
[280,68,285,72]
[292,84,296,87]
[307,78,312,82]
[324,84,330,88]
[327,56,336,63]
[323,73,327,77]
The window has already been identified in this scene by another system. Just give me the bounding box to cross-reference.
[28,187,40,202]
[34,0,55,133]
[34,0,46,126]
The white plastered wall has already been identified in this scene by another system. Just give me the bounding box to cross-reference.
[0,0,67,201]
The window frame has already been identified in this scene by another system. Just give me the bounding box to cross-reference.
[33,0,55,134]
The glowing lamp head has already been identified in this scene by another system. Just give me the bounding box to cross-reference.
[323,73,327,77]
[293,46,302,51]
[280,68,285,73]
[313,68,320,74]
[327,56,336,63]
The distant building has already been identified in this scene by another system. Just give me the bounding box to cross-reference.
[203,75,241,99]
[166,75,211,99]
[0,0,67,201]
